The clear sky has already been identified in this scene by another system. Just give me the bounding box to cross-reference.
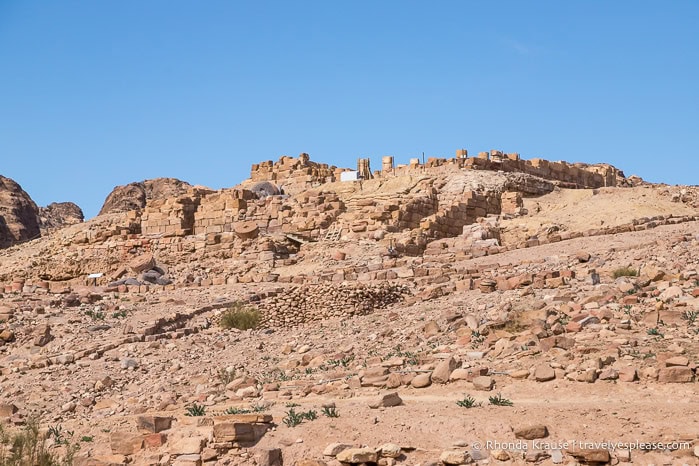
[1,1,698,218]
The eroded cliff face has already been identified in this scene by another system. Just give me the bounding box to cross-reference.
[0,176,86,249]
[0,175,41,248]
[98,178,193,215]
[38,202,84,232]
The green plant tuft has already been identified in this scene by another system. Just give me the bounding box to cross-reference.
[612,267,638,278]
[218,367,236,386]
[488,393,513,406]
[682,310,698,325]
[282,408,304,427]
[185,403,206,416]
[85,309,105,321]
[456,395,482,408]
[111,310,127,319]
[0,419,80,465]
[219,302,261,330]
[321,406,340,418]
[225,407,250,415]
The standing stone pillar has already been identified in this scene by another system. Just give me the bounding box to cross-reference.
[357,158,373,179]
[382,156,394,173]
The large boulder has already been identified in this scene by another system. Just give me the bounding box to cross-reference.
[0,175,41,248]
[38,202,84,232]
[99,178,193,215]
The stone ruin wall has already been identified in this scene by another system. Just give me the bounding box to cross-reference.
[250,153,342,195]
[367,151,622,189]
[0,151,630,288]
[138,186,346,242]
[135,152,536,248]
[3,211,696,294]
[254,282,410,328]
[240,151,624,242]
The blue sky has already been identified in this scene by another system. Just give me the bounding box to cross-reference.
[1,1,698,218]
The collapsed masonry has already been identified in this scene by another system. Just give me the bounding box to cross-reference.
[0,149,636,287]
[134,150,624,242]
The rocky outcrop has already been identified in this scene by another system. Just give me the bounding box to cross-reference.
[38,202,84,232]
[99,178,193,215]
[0,176,41,248]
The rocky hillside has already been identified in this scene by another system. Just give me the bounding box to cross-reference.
[0,175,41,248]
[38,202,84,232]
[0,152,697,465]
[0,175,84,249]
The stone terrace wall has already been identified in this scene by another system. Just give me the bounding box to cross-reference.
[418,190,501,239]
[140,185,344,241]
[383,153,620,189]
[242,191,345,240]
[255,282,410,328]
[2,212,696,293]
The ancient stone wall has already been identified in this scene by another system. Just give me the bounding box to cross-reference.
[241,191,345,240]
[500,191,523,215]
[384,153,619,189]
[139,183,345,242]
[141,195,202,236]
[255,282,410,328]
[192,189,255,235]
[418,190,501,239]
[250,154,342,194]
[2,212,696,293]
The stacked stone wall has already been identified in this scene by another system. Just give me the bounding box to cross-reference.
[250,153,342,194]
[255,282,410,328]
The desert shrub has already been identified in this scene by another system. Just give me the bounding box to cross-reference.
[321,406,340,417]
[282,408,304,427]
[488,393,513,406]
[0,419,80,466]
[185,403,206,416]
[456,395,482,408]
[220,302,261,330]
[612,267,638,278]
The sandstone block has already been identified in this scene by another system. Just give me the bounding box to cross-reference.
[336,447,377,463]
[323,443,352,456]
[368,392,403,409]
[566,447,610,463]
[129,253,155,273]
[472,376,494,391]
[379,443,401,458]
[33,324,53,347]
[665,356,689,367]
[212,422,255,442]
[618,367,638,382]
[440,450,469,465]
[658,366,693,383]
[136,415,172,433]
[0,404,17,418]
[170,436,206,455]
[432,356,459,384]
[109,432,144,455]
[411,373,431,388]
[257,448,282,466]
[514,424,548,440]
